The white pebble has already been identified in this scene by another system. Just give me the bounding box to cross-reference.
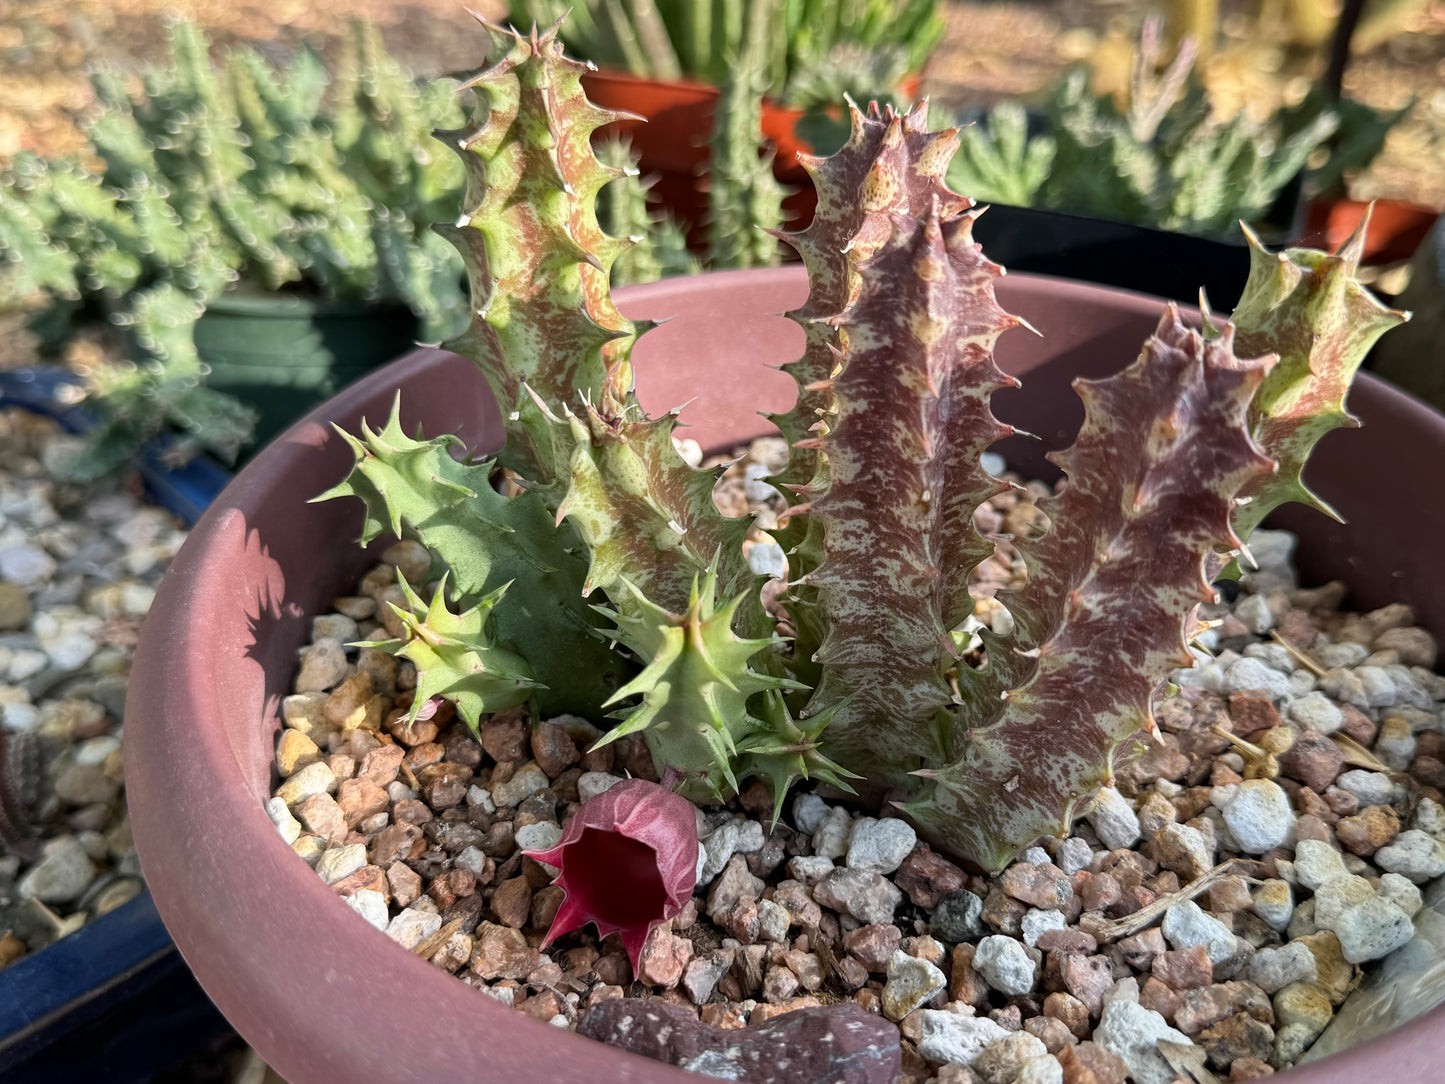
[1286,692,1343,734]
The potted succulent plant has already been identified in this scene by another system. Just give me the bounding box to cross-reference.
[0,19,467,474]
[125,21,1445,1084]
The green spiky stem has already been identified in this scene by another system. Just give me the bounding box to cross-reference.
[360,575,539,731]
[313,397,628,718]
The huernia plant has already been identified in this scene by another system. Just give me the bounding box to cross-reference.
[324,20,1406,872]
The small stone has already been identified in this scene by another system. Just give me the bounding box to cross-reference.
[265,796,302,844]
[1335,805,1400,856]
[1058,1043,1129,1084]
[882,949,946,1021]
[1161,901,1239,964]
[1218,779,1293,854]
[916,1010,1012,1067]
[895,844,966,908]
[1092,1000,1195,1084]
[1249,942,1318,994]
[472,923,541,980]
[343,889,389,931]
[491,877,533,928]
[1224,658,1290,700]
[15,836,94,903]
[1278,731,1344,792]
[975,1032,1049,1084]
[295,793,348,843]
[757,898,791,943]
[295,637,350,692]
[316,843,368,885]
[1021,909,1067,947]
[1333,897,1414,963]
[1199,1013,1275,1070]
[1150,822,1212,880]
[530,720,580,777]
[1001,862,1074,910]
[791,793,829,834]
[1285,693,1343,734]
[1272,982,1332,1039]
[932,889,985,943]
[638,927,693,988]
[514,820,564,856]
[385,907,443,949]
[576,771,622,802]
[1375,829,1445,883]
[684,951,734,1005]
[1336,770,1398,808]
[811,805,852,860]
[1088,788,1140,850]
[1152,945,1214,991]
[276,729,321,777]
[843,924,902,972]
[1292,839,1347,890]
[1310,874,1377,930]
[813,868,903,925]
[973,934,1038,997]
[1378,872,1423,917]
[1060,954,1114,1017]
[1056,837,1094,876]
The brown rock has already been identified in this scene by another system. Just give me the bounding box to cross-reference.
[358,744,405,786]
[1036,928,1098,955]
[530,720,581,778]
[844,924,903,973]
[1201,1013,1275,1070]
[1207,875,1255,914]
[1023,1014,1077,1054]
[949,943,991,1008]
[427,869,476,910]
[894,845,966,909]
[1080,872,1122,912]
[1229,1056,1275,1079]
[1152,945,1214,991]
[1335,805,1401,856]
[1279,730,1346,792]
[370,823,423,867]
[1060,954,1113,1018]
[295,793,348,843]
[1001,862,1074,909]
[420,763,473,810]
[1139,976,1179,1021]
[387,861,423,908]
[490,876,533,928]
[336,777,389,828]
[698,1002,746,1029]
[762,964,800,1003]
[330,864,388,899]
[638,927,694,988]
[393,798,433,825]
[1323,787,1359,818]
[1043,991,1091,1038]
[1059,1043,1129,1084]
[981,887,1028,935]
[521,989,565,1022]
[1338,704,1377,747]
[471,923,540,980]
[324,672,379,731]
[531,884,565,931]
[1228,691,1281,736]
[479,709,527,764]
[773,881,823,932]
[719,896,761,944]
[1118,928,1167,970]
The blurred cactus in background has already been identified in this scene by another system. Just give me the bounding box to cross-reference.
[0,19,467,477]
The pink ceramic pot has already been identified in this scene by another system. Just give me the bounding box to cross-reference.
[126,267,1445,1082]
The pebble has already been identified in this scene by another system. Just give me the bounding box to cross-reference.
[846,817,917,875]
[1020,909,1067,947]
[344,890,390,931]
[1333,897,1414,963]
[1088,788,1140,850]
[1249,942,1318,993]
[1218,779,1294,853]
[385,907,443,949]
[1092,1000,1195,1084]
[1224,657,1291,700]
[514,821,563,855]
[1375,829,1445,883]
[1161,902,1239,964]
[975,1031,1048,1083]
[813,868,903,926]
[881,949,946,1020]
[973,935,1038,996]
[916,1011,1012,1066]
[492,763,549,807]
[16,836,95,903]
[1292,839,1348,890]
[932,889,985,943]
[1286,692,1344,734]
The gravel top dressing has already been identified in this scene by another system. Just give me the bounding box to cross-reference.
[272,437,1445,1084]
[0,409,187,969]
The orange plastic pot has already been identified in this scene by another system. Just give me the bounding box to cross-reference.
[1302,197,1438,265]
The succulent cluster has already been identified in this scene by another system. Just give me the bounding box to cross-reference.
[946,18,1405,238]
[0,19,466,476]
[326,21,1405,872]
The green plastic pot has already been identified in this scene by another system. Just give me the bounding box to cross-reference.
[194,291,420,450]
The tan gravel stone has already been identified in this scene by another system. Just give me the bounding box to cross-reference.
[637,927,693,988]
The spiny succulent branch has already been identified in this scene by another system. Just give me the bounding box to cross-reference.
[804,205,1019,772]
[904,311,1276,870]
[436,18,646,483]
[361,574,539,731]
[313,398,627,717]
[596,567,800,801]
[1223,211,1409,544]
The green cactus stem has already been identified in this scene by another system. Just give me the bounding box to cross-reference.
[904,311,1277,870]
[360,574,539,730]
[1224,211,1409,545]
[313,398,628,718]
[436,18,647,483]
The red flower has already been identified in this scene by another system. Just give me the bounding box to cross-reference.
[523,778,699,970]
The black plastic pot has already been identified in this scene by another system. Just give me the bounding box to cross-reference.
[0,368,236,1081]
[194,291,420,450]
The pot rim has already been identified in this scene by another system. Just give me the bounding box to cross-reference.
[126,265,1445,1083]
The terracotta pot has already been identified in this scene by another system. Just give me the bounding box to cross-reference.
[1301,197,1439,265]
[581,69,922,238]
[126,266,1445,1082]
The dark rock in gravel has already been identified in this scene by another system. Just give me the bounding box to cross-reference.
[931,889,985,943]
[1279,730,1346,792]
[895,844,966,908]
[577,999,901,1083]
[1200,1013,1275,1070]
